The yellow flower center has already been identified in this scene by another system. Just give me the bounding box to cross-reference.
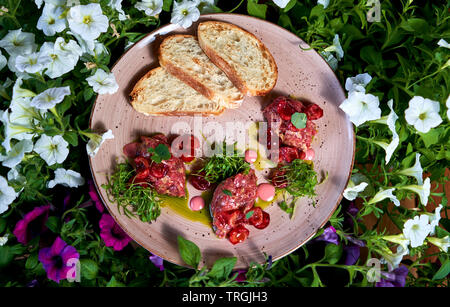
[181,9,189,16]
[419,113,427,120]
[83,15,92,25]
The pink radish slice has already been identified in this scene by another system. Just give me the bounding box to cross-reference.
[257,183,275,202]
[304,148,315,160]
[189,196,205,211]
[245,150,258,163]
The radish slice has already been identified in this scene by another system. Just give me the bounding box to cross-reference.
[245,149,258,163]
[257,183,275,202]
[189,196,205,211]
[304,148,315,160]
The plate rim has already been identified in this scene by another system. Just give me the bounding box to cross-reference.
[88,13,356,268]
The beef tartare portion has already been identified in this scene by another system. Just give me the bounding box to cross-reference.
[263,96,323,162]
[210,169,270,244]
[123,134,186,197]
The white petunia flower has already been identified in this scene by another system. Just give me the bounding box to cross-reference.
[195,0,217,13]
[272,0,290,8]
[15,51,52,74]
[86,129,114,157]
[30,86,71,110]
[382,234,410,251]
[403,215,432,248]
[109,0,127,21]
[40,38,82,78]
[0,50,6,71]
[0,139,33,169]
[135,0,163,17]
[324,34,344,61]
[379,245,408,270]
[437,39,450,49]
[425,204,443,235]
[397,153,423,185]
[34,134,69,166]
[343,182,368,201]
[446,94,450,120]
[404,96,442,133]
[12,78,36,101]
[37,3,67,36]
[317,0,330,9]
[86,69,119,94]
[10,98,43,128]
[427,236,449,253]
[367,188,400,207]
[345,73,372,93]
[0,29,37,56]
[7,54,31,79]
[67,3,109,41]
[0,235,8,246]
[7,165,25,184]
[399,177,431,207]
[0,175,17,214]
[47,168,85,188]
[171,0,200,29]
[35,0,44,8]
[370,99,399,164]
[339,91,381,126]
[0,110,35,152]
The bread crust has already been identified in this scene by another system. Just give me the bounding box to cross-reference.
[197,21,278,96]
[129,67,225,116]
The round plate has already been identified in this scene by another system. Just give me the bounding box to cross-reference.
[89,14,355,269]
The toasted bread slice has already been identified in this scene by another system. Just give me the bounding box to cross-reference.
[197,21,278,96]
[130,67,224,116]
[159,35,244,109]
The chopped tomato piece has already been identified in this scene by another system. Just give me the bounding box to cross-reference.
[149,162,169,178]
[279,146,301,163]
[277,99,296,121]
[248,207,263,226]
[123,142,140,158]
[228,226,250,245]
[305,104,323,120]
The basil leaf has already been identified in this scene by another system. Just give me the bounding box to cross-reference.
[324,244,343,265]
[177,236,201,269]
[291,112,307,129]
[155,144,171,160]
[207,257,237,280]
[246,210,254,219]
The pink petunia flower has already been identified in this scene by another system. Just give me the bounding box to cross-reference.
[99,214,132,251]
[13,205,51,245]
[88,180,104,213]
[38,237,79,283]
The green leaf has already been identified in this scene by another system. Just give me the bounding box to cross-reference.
[162,0,173,12]
[283,0,297,12]
[0,218,6,234]
[83,87,94,102]
[324,243,343,265]
[419,129,441,148]
[247,0,267,19]
[360,45,382,67]
[432,259,450,281]
[25,253,39,270]
[106,276,125,287]
[177,236,201,269]
[46,216,61,234]
[207,257,237,280]
[80,259,99,280]
[0,244,25,268]
[291,112,307,129]
[148,144,171,163]
[63,130,79,147]
[246,210,254,219]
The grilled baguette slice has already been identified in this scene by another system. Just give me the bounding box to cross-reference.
[159,35,244,109]
[130,67,224,116]
[197,21,278,96]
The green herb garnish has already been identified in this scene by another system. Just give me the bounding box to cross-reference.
[291,112,307,129]
[198,142,250,183]
[148,144,171,163]
[222,189,232,196]
[245,210,254,219]
[102,162,161,222]
[274,159,320,218]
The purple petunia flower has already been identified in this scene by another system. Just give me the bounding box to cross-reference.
[99,214,132,251]
[234,269,247,282]
[343,245,360,265]
[149,253,164,271]
[89,180,104,213]
[376,265,409,287]
[13,205,51,245]
[316,226,339,245]
[38,237,79,283]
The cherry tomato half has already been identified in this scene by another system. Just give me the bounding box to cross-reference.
[176,135,200,163]
[248,207,263,226]
[277,99,296,121]
[190,172,212,191]
[254,211,270,229]
[305,104,323,120]
[228,226,250,245]
[279,146,301,163]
